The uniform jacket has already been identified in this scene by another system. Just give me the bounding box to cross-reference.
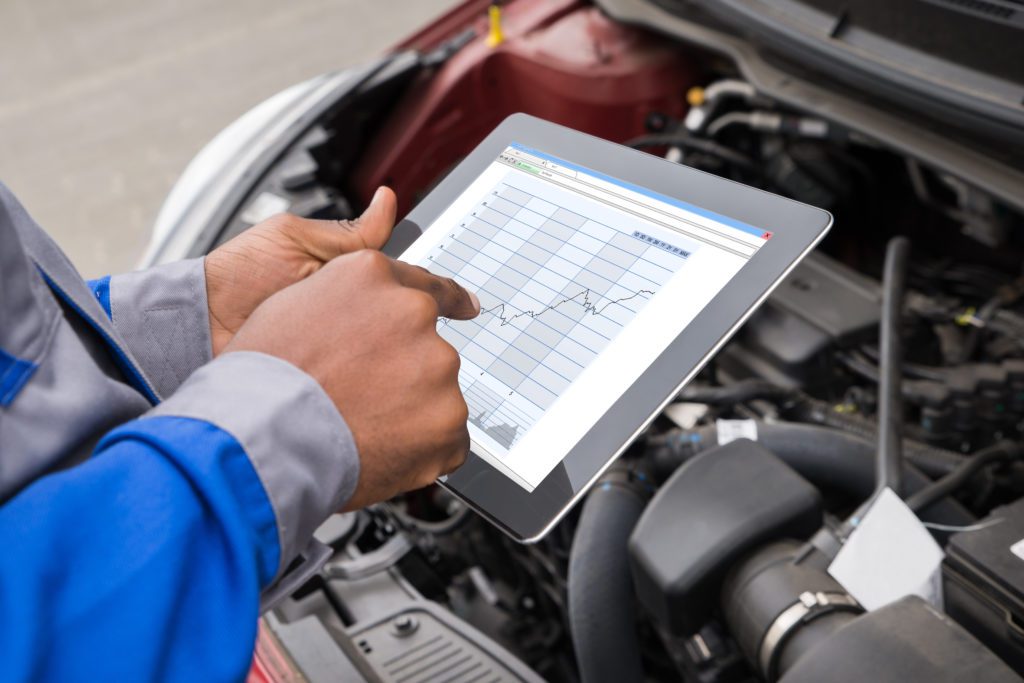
[0,183,359,682]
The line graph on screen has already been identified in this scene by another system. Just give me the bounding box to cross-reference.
[427,178,692,452]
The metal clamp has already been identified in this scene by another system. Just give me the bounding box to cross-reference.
[758,590,862,682]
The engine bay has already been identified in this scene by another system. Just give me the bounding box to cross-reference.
[216,2,1024,681]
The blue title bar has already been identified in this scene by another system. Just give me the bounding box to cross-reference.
[508,142,769,239]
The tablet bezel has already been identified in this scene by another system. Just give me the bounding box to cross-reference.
[386,113,833,542]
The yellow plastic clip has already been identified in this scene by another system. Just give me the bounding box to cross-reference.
[486,5,505,48]
[955,306,978,327]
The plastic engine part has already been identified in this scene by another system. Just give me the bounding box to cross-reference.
[720,252,881,389]
[780,596,1022,682]
[629,439,823,635]
[342,601,544,683]
[943,497,1024,675]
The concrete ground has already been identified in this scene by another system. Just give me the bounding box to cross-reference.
[0,0,456,278]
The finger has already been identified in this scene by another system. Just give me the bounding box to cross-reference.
[341,186,397,251]
[390,260,481,320]
[288,186,398,260]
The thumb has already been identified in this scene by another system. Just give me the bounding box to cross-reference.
[289,186,398,260]
[341,185,397,251]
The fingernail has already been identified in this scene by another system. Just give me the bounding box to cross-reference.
[469,290,481,314]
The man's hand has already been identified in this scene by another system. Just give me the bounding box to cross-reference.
[223,250,481,509]
[205,187,397,355]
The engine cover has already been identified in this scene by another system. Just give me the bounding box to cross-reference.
[629,439,823,635]
[720,252,881,390]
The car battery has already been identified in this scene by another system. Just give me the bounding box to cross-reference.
[943,497,1024,675]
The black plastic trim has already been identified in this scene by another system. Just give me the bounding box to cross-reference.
[596,0,1024,213]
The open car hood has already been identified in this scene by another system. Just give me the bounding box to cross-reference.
[644,0,1024,151]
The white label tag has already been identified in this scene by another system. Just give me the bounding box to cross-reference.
[716,419,757,445]
[1010,538,1024,562]
[829,488,945,611]
[664,402,708,430]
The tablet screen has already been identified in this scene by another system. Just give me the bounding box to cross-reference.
[401,143,770,491]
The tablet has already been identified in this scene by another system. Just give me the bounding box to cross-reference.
[394,114,832,542]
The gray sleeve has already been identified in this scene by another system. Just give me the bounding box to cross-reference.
[109,257,212,399]
[147,350,361,588]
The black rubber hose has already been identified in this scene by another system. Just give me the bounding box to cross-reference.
[877,236,911,498]
[674,380,965,477]
[625,133,759,172]
[568,479,647,683]
[793,398,964,477]
[678,379,799,406]
[906,441,1022,514]
[651,422,974,526]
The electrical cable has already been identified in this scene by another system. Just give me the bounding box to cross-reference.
[958,276,1024,361]
[922,518,1005,533]
[906,441,1022,514]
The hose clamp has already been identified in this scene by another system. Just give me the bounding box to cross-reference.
[758,590,861,682]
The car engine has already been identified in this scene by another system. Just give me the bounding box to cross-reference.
[179,2,1024,681]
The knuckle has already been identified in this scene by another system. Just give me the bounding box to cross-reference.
[431,274,461,303]
[437,341,461,374]
[435,462,450,482]
[350,249,391,277]
[449,447,469,473]
[405,289,438,322]
[425,273,446,295]
[418,466,442,489]
[446,429,470,474]
[450,394,470,424]
[445,277,465,301]
[415,265,456,298]
[353,248,387,267]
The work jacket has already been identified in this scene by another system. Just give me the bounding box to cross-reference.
[0,183,359,682]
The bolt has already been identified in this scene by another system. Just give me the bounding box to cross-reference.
[391,614,419,637]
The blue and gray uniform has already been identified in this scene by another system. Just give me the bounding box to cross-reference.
[0,183,360,682]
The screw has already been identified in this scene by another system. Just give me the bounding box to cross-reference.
[391,614,419,637]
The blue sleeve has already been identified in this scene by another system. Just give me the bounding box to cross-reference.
[0,415,280,683]
[86,275,112,318]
